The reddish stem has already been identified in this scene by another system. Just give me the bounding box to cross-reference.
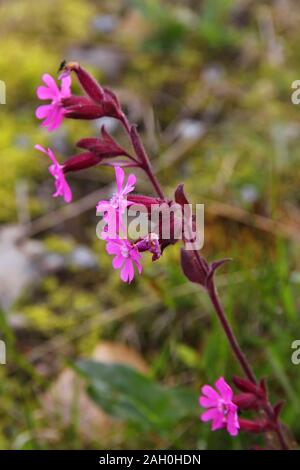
[205,278,289,450]
[207,280,256,383]
[121,116,165,199]
[122,115,290,451]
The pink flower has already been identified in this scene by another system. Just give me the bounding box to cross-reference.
[36,73,71,132]
[106,238,142,283]
[96,166,136,238]
[35,144,72,203]
[199,377,239,437]
[97,166,136,213]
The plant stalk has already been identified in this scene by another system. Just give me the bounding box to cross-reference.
[206,279,289,450]
[126,122,290,450]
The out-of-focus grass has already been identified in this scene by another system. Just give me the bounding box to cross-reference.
[0,0,300,449]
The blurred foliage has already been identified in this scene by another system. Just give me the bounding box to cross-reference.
[0,0,300,450]
[74,360,198,434]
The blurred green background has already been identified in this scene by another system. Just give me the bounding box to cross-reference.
[0,0,300,450]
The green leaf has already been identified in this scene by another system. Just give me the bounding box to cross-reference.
[73,360,198,433]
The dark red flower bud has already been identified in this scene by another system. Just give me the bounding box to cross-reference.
[233,376,266,399]
[76,126,129,159]
[62,96,93,108]
[76,137,101,150]
[233,393,260,410]
[175,183,190,207]
[63,98,105,120]
[239,418,276,434]
[127,194,164,210]
[62,62,104,104]
[61,62,122,120]
[180,248,209,287]
[63,95,121,121]
[62,152,102,173]
[102,87,122,118]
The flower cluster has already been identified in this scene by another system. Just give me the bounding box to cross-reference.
[199,375,285,440]
[35,63,290,448]
[199,377,239,437]
[35,64,171,283]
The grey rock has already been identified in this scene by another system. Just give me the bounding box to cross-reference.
[0,225,99,311]
[0,226,45,311]
[91,15,118,34]
[68,246,98,269]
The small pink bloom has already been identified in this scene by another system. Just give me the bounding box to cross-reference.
[35,144,72,203]
[36,73,71,132]
[97,166,136,213]
[199,377,239,437]
[106,238,142,283]
[96,166,136,237]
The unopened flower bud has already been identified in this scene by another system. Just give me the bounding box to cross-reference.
[61,62,104,103]
[62,96,105,120]
[233,393,260,410]
[127,194,163,211]
[63,152,102,173]
[61,63,122,120]
[76,126,129,159]
[233,376,266,399]
[239,418,275,434]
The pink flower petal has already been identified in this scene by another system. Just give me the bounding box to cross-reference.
[215,377,233,401]
[60,75,72,97]
[226,410,239,436]
[125,259,134,282]
[96,200,110,212]
[115,166,125,193]
[62,180,72,203]
[200,408,219,423]
[106,241,121,255]
[123,173,136,195]
[37,85,57,100]
[34,144,47,155]
[40,105,59,129]
[45,147,57,163]
[201,385,220,401]
[120,261,130,282]
[112,254,125,269]
[199,396,217,408]
[134,258,142,274]
[35,145,72,203]
[51,110,64,131]
[211,412,224,431]
[44,107,63,132]
[42,74,59,97]
[36,104,53,119]
[36,73,71,132]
